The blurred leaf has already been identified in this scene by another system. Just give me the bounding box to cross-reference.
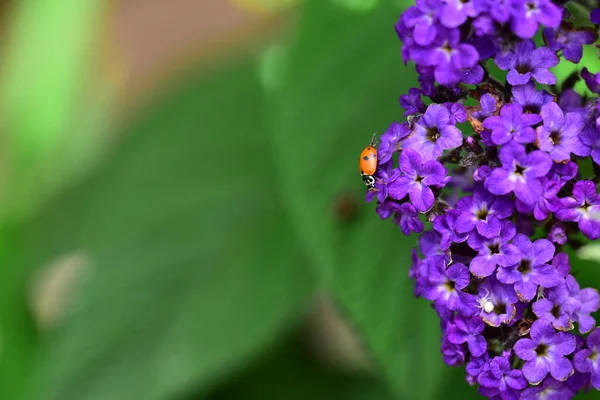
[231,0,301,14]
[26,59,315,400]
[203,329,395,400]
[268,1,452,398]
[0,0,115,221]
[0,224,38,400]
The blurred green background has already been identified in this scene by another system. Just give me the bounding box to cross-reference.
[0,0,598,399]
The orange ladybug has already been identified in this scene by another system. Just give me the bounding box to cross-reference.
[359,134,378,191]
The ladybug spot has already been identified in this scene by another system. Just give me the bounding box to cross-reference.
[363,156,369,161]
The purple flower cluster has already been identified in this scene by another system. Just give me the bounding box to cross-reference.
[365,0,600,397]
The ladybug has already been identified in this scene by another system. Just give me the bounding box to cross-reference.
[359,134,378,191]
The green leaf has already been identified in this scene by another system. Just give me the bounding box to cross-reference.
[0,0,115,221]
[26,59,315,400]
[268,1,453,398]
[203,330,395,400]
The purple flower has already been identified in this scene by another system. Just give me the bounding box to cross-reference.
[473,15,495,35]
[515,177,562,221]
[399,88,426,116]
[483,103,541,145]
[433,209,469,250]
[520,377,577,399]
[473,93,497,121]
[444,102,467,124]
[411,28,479,86]
[536,102,588,161]
[460,64,484,85]
[548,222,567,245]
[496,234,561,301]
[552,252,571,279]
[378,121,411,164]
[485,142,553,206]
[478,276,519,327]
[441,336,466,366]
[543,27,596,63]
[422,257,474,313]
[559,89,586,114]
[455,186,513,238]
[592,8,600,24]
[582,68,600,94]
[447,315,487,357]
[494,40,559,85]
[512,82,553,114]
[468,220,519,277]
[402,103,463,161]
[549,160,578,184]
[419,230,444,258]
[556,180,600,240]
[401,0,441,46]
[565,275,600,334]
[439,0,479,27]
[466,354,491,382]
[391,148,449,211]
[509,0,562,39]
[573,328,600,389]
[393,203,425,236]
[514,319,576,384]
[580,125,600,166]
[477,356,527,399]
[374,199,400,218]
[366,168,401,203]
[533,281,580,331]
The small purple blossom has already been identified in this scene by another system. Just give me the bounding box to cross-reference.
[447,315,487,357]
[533,281,580,331]
[509,0,562,39]
[512,82,553,114]
[580,125,600,166]
[442,336,466,366]
[422,257,474,314]
[574,328,600,389]
[439,0,479,27]
[478,276,519,327]
[565,275,600,334]
[393,203,425,235]
[494,40,559,85]
[485,143,553,206]
[468,220,519,277]
[477,356,527,399]
[433,209,469,250]
[513,319,576,384]
[377,121,411,164]
[592,8,600,24]
[537,102,588,161]
[473,93,497,121]
[582,68,600,94]
[520,377,577,399]
[399,88,426,116]
[391,148,449,211]
[515,177,562,221]
[411,28,479,86]
[483,103,540,145]
[496,234,561,301]
[403,103,463,161]
[365,168,401,203]
[556,180,600,240]
[401,0,440,46]
[455,185,513,238]
[548,222,567,245]
[543,27,596,63]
